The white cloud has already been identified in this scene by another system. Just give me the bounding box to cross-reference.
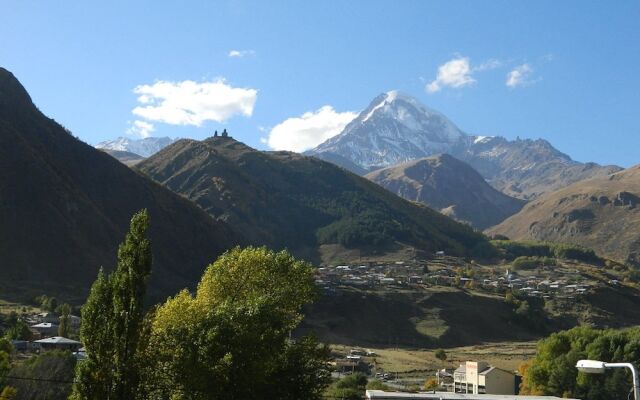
[267,106,357,152]
[228,49,255,58]
[540,53,554,63]
[506,64,534,88]
[131,79,257,126]
[474,58,502,71]
[426,57,476,93]
[127,120,155,138]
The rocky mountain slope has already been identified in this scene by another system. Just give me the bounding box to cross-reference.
[308,91,620,199]
[366,154,525,229]
[96,136,176,157]
[311,91,466,169]
[100,149,145,166]
[455,136,622,199]
[488,166,640,265]
[136,136,491,264]
[0,68,239,302]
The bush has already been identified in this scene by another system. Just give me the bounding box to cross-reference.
[326,373,368,400]
[366,379,390,391]
[424,378,438,390]
[8,350,76,400]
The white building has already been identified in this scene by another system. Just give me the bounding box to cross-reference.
[454,361,516,395]
[365,390,577,399]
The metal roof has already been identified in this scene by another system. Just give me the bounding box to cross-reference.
[365,390,579,400]
[34,336,81,344]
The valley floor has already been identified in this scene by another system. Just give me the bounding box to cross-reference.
[331,341,537,374]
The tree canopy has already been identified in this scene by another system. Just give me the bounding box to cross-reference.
[69,213,331,399]
[70,210,152,400]
[143,246,331,399]
[521,326,640,399]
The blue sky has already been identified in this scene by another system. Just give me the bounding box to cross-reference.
[2,1,639,166]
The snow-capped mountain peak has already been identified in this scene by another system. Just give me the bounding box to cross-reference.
[96,136,177,157]
[310,91,467,168]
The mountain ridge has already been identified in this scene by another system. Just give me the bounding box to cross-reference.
[308,92,621,199]
[365,153,525,229]
[488,165,640,265]
[136,135,493,264]
[96,136,177,157]
[0,67,239,302]
[311,91,466,169]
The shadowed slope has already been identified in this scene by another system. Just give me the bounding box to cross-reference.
[0,67,239,302]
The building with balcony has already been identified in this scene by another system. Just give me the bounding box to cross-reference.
[454,361,516,395]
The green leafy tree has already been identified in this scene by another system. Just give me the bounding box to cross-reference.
[435,348,447,361]
[70,210,152,400]
[143,246,329,400]
[70,269,113,399]
[110,210,152,400]
[326,373,368,400]
[0,338,11,391]
[7,350,75,400]
[4,320,32,341]
[47,297,58,312]
[56,303,72,337]
[0,350,10,389]
[521,326,640,399]
[0,339,11,355]
[0,386,17,400]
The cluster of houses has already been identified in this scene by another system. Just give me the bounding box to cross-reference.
[10,311,84,358]
[315,256,598,300]
[332,348,377,374]
[26,311,81,338]
[315,261,426,290]
[436,269,594,300]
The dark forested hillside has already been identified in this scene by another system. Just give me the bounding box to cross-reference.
[137,136,492,264]
[0,67,239,302]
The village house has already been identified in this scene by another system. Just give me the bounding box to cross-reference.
[30,322,58,338]
[453,361,517,395]
[366,390,576,399]
[34,336,82,352]
[36,311,59,324]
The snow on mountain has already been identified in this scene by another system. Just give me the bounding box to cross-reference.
[308,91,621,199]
[473,135,494,144]
[310,91,467,168]
[96,136,177,157]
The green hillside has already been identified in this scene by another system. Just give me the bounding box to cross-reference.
[0,67,239,303]
[137,136,492,264]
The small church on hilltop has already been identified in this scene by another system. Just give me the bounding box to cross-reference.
[213,129,230,138]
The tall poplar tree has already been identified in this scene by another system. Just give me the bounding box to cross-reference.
[70,210,152,400]
[57,303,72,338]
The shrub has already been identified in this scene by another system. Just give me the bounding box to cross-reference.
[424,378,438,390]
